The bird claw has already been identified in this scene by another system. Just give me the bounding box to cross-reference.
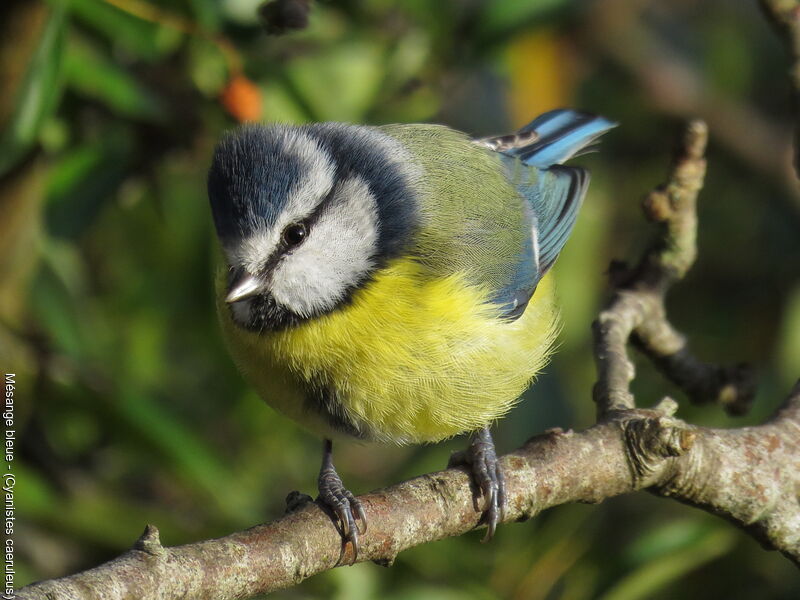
[459,427,506,542]
[319,474,367,564]
[318,440,367,565]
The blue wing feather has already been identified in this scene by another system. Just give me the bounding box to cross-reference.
[485,109,616,319]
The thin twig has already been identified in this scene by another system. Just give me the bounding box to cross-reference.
[593,121,756,418]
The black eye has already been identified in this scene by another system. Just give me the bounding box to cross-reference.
[282,222,308,248]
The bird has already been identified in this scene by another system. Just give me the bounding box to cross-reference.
[207,109,616,560]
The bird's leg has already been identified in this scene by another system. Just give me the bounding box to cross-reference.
[317,438,367,563]
[450,426,506,542]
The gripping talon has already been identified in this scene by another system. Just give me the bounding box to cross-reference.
[459,427,506,542]
[351,496,368,535]
[318,439,366,565]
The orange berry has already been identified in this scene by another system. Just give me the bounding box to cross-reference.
[221,75,262,122]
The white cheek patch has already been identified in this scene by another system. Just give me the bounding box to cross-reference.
[270,175,380,317]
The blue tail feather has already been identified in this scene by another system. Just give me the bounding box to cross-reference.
[505,109,617,168]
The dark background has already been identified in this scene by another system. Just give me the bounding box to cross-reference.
[3,0,800,597]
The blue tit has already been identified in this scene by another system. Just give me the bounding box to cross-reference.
[208,109,615,555]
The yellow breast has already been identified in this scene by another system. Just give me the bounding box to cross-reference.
[218,258,559,444]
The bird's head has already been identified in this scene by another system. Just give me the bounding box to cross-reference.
[208,123,418,331]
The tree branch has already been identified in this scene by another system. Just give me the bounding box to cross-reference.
[593,120,755,419]
[17,397,800,599]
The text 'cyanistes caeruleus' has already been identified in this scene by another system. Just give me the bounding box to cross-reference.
[208,109,615,558]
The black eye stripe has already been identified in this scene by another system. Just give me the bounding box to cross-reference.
[255,181,342,280]
[280,181,340,247]
[304,181,339,227]
[257,249,284,280]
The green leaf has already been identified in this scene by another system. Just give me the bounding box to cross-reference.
[45,132,134,239]
[189,37,229,96]
[68,0,182,61]
[189,0,223,30]
[287,40,383,122]
[64,36,167,121]
[622,519,716,566]
[0,4,66,175]
[599,527,737,600]
[30,260,86,359]
[115,390,256,522]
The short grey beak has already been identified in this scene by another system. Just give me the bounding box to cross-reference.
[225,272,263,303]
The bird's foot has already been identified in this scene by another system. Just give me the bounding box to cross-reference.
[449,427,506,542]
[318,439,367,564]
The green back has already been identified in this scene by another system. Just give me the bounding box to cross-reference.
[378,123,533,300]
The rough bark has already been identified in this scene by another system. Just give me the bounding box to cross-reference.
[16,395,800,599]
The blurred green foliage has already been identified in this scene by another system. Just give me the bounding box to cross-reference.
[3,0,800,597]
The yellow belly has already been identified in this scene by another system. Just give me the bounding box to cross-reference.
[218,258,559,444]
